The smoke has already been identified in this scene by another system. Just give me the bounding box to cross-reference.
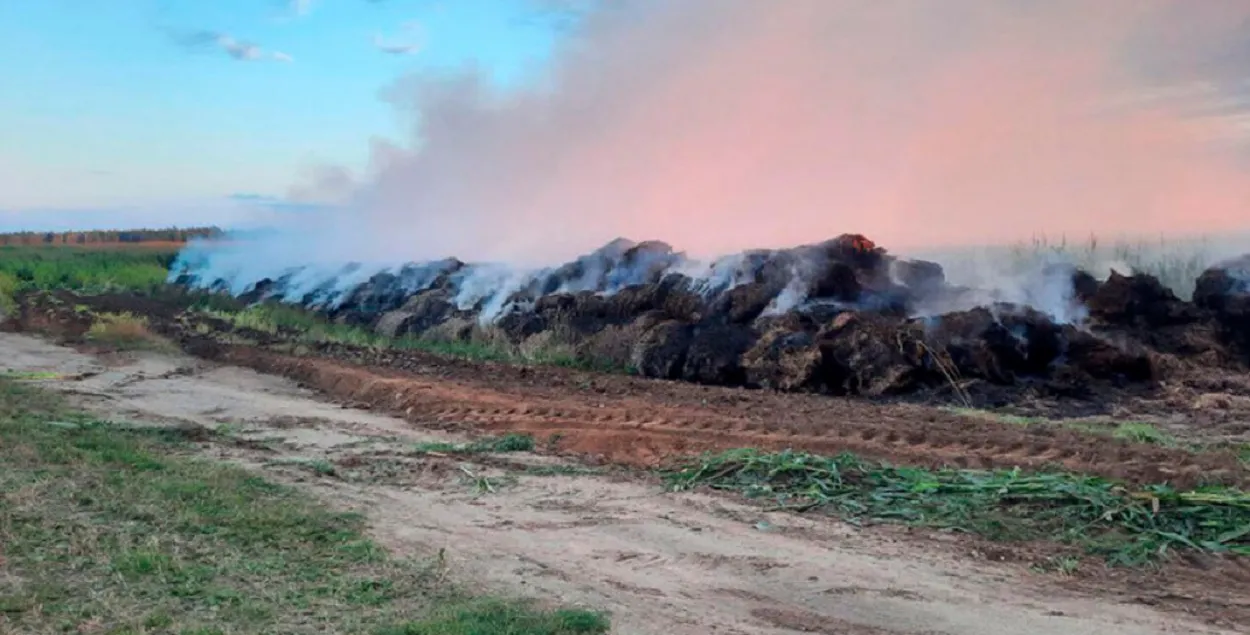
[178,0,1250,321]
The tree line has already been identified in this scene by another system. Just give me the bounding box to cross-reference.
[0,227,222,246]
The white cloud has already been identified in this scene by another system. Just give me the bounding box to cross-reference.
[372,23,423,55]
[176,30,292,64]
[291,0,314,17]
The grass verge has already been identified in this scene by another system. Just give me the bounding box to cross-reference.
[667,448,1250,566]
[199,302,632,373]
[0,379,609,634]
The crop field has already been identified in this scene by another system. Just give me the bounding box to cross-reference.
[1,236,1249,634]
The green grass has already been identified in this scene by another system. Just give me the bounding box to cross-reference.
[200,302,629,373]
[413,434,538,455]
[0,370,67,381]
[0,270,17,314]
[666,448,1250,566]
[1110,422,1179,447]
[0,379,609,634]
[0,245,175,296]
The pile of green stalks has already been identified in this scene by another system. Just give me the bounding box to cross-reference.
[666,449,1250,566]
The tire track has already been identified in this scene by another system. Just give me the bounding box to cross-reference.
[192,340,1246,488]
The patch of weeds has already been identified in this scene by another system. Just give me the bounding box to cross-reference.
[304,458,339,476]
[0,377,609,634]
[457,465,516,494]
[268,457,340,477]
[1031,556,1082,576]
[0,270,17,314]
[1111,422,1178,447]
[379,598,609,635]
[521,464,607,477]
[414,433,537,455]
[943,407,1044,426]
[0,370,66,381]
[86,311,178,352]
[666,448,1250,566]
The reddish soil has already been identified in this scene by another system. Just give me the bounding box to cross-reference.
[8,289,1247,489]
[168,337,1242,489]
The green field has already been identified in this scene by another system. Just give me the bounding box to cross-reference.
[0,245,176,309]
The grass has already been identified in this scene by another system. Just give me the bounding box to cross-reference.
[0,378,609,634]
[0,270,16,314]
[0,370,67,381]
[413,434,538,455]
[1110,422,1179,446]
[1008,234,1217,297]
[85,311,179,353]
[0,245,175,296]
[916,232,1250,299]
[200,302,630,373]
[667,448,1250,566]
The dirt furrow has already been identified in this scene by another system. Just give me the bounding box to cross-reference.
[184,338,1246,487]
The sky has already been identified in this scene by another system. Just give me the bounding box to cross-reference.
[2,0,1249,259]
[0,0,571,228]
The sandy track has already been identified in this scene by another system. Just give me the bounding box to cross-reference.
[1,332,1245,635]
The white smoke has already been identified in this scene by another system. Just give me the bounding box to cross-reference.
[173,0,1250,325]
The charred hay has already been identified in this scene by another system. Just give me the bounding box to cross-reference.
[170,234,1250,402]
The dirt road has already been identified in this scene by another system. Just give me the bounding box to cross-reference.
[0,332,1242,635]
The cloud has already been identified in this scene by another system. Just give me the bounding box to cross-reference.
[372,22,423,56]
[373,38,420,55]
[175,29,292,63]
[290,0,314,17]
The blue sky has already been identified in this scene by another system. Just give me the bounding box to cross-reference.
[0,0,572,228]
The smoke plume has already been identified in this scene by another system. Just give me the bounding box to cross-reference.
[181,0,1250,317]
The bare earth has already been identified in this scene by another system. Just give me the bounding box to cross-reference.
[0,332,1241,635]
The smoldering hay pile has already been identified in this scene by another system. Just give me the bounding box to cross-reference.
[169,234,1250,401]
[161,0,1250,404]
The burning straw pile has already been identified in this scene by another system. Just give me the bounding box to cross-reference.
[170,234,1250,402]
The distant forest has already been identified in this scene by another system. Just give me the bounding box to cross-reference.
[0,227,222,246]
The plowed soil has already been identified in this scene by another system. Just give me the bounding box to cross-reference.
[178,338,1248,489]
